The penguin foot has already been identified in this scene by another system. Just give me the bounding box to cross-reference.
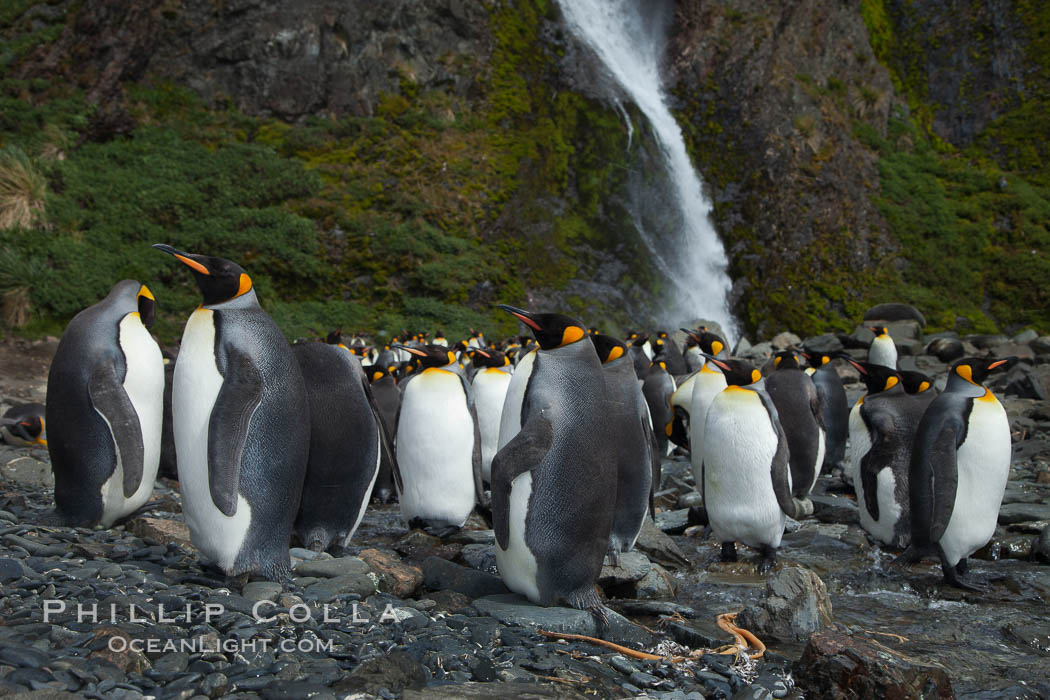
[943,570,990,592]
[427,525,461,539]
[757,546,778,575]
[720,541,738,563]
[566,587,608,628]
[892,545,928,568]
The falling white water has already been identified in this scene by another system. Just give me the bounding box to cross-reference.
[556,0,735,340]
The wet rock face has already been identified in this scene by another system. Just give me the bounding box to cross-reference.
[668,0,896,336]
[737,566,833,642]
[22,0,492,120]
[795,629,955,698]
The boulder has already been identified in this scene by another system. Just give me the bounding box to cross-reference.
[999,503,1050,525]
[736,566,833,642]
[473,593,654,648]
[358,548,423,598]
[598,551,651,586]
[633,563,678,599]
[1013,329,1039,344]
[1034,526,1050,564]
[293,556,370,578]
[771,331,801,350]
[333,650,427,696]
[1031,336,1050,355]
[810,494,859,525]
[801,333,844,354]
[1004,365,1050,401]
[422,556,508,599]
[632,517,690,567]
[990,343,1036,363]
[795,629,953,698]
[965,334,1010,350]
[863,303,926,327]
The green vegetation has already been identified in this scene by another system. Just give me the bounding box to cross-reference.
[0,0,642,345]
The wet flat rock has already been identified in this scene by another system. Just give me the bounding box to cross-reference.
[472,594,654,649]
[795,629,954,698]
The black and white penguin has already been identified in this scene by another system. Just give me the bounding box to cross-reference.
[802,352,849,474]
[497,343,537,452]
[628,334,650,379]
[291,342,385,553]
[470,348,514,485]
[699,355,798,572]
[0,403,46,447]
[367,364,401,504]
[898,357,1015,588]
[765,350,825,505]
[867,326,898,369]
[681,329,730,493]
[393,343,482,529]
[491,305,616,616]
[154,244,309,580]
[592,333,658,560]
[641,357,676,458]
[667,330,729,452]
[46,280,163,528]
[841,358,925,549]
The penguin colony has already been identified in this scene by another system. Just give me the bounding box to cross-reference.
[35,250,1019,603]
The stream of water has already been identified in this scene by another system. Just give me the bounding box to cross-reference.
[556,0,735,339]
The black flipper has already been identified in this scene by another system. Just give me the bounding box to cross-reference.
[88,364,144,498]
[909,407,963,550]
[207,346,263,516]
[461,373,487,510]
[361,371,401,499]
[490,411,553,550]
[768,404,796,519]
[644,413,661,518]
[928,426,961,545]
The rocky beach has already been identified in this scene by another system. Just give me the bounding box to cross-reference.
[1,325,1050,700]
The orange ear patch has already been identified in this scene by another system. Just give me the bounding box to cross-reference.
[956,364,974,383]
[884,375,899,391]
[561,326,585,346]
[751,369,761,383]
[236,273,252,297]
[712,341,724,356]
[608,346,624,362]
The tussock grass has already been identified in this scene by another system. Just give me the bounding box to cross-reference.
[0,146,47,230]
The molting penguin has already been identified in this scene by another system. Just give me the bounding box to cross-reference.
[802,352,849,473]
[470,348,514,485]
[1,403,47,447]
[291,342,387,552]
[897,357,1015,589]
[700,355,799,572]
[765,350,825,505]
[393,343,482,529]
[367,364,401,504]
[593,333,658,560]
[867,326,898,369]
[491,305,616,617]
[154,244,309,579]
[841,358,925,549]
[46,280,163,527]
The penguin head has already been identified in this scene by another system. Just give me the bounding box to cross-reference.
[497,305,586,350]
[801,352,833,370]
[681,328,727,358]
[590,334,627,364]
[1,416,46,445]
[471,347,510,368]
[699,354,761,386]
[772,350,802,370]
[135,283,156,330]
[867,325,889,338]
[394,343,457,369]
[369,366,391,383]
[950,356,1016,386]
[326,328,343,345]
[153,244,252,306]
[899,369,934,394]
[839,355,902,394]
[630,333,649,348]
[587,326,599,336]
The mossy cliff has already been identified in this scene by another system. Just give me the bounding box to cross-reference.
[0,0,1047,341]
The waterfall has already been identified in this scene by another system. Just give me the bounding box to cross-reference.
[556,0,735,340]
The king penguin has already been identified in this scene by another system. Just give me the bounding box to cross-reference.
[46,280,163,528]
[291,341,387,552]
[802,352,849,474]
[681,328,730,496]
[491,305,616,617]
[867,326,898,369]
[393,343,482,529]
[765,350,825,506]
[470,348,514,485]
[667,330,728,452]
[1,403,47,447]
[154,244,309,579]
[367,364,401,504]
[700,354,799,572]
[641,357,676,458]
[592,333,658,560]
[840,358,925,549]
[897,357,1015,589]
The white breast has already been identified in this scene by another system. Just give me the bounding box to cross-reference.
[473,369,513,483]
[939,395,1011,566]
[173,309,252,571]
[703,389,786,549]
[868,336,898,369]
[689,367,727,486]
[98,313,164,527]
[494,470,541,603]
[396,369,477,527]
[497,349,536,451]
[845,400,868,487]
